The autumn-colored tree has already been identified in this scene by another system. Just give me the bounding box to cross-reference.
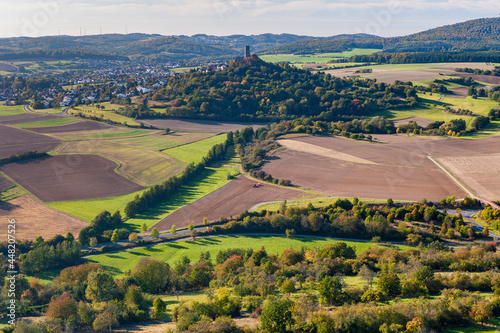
[46,293,78,321]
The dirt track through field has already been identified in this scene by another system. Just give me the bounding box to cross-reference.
[153,176,300,231]
[0,195,88,240]
[0,155,143,202]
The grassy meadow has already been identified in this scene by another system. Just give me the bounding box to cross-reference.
[87,235,407,278]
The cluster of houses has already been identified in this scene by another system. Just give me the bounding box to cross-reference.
[1,59,230,108]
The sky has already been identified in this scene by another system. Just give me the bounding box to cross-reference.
[0,0,498,38]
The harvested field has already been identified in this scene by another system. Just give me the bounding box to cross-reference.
[326,62,496,84]
[279,136,437,168]
[279,139,377,165]
[435,154,500,200]
[0,124,60,159]
[140,118,268,132]
[0,114,62,125]
[395,136,500,157]
[0,195,87,240]
[371,134,444,144]
[153,176,301,230]
[0,155,143,202]
[0,175,12,192]
[28,120,112,133]
[0,63,16,72]
[0,113,46,123]
[448,87,469,98]
[261,149,466,201]
[393,117,434,128]
[55,137,186,186]
[456,74,500,85]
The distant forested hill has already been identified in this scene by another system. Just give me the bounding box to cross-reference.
[262,17,500,55]
[1,18,499,62]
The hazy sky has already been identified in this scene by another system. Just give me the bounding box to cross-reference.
[0,0,497,38]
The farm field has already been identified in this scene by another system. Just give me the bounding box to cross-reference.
[67,103,140,126]
[0,175,12,192]
[435,154,500,200]
[48,156,239,231]
[262,136,468,201]
[140,118,269,132]
[13,117,80,128]
[375,94,498,129]
[325,62,496,84]
[27,120,113,134]
[54,134,186,186]
[259,49,381,63]
[154,175,302,230]
[87,235,407,278]
[0,195,88,240]
[0,105,25,116]
[0,113,62,125]
[0,155,143,202]
[164,134,227,164]
[0,124,60,159]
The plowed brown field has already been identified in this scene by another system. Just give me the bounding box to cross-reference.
[0,155,143,202]
[0,195,88,240]
[153,176,301,230]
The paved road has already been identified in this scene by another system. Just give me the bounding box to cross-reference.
[443,209,498,238]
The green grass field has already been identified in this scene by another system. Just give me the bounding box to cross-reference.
[13,117,80,128]
[260,49,381,63]
[0,104,25,116]
[87,235,407,278]
[164,134,227,164]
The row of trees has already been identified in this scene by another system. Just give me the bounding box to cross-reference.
[123,135,231,220]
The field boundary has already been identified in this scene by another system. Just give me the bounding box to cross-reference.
[427,156,476,198]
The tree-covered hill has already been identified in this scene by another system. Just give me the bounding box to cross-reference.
[124,56,417,121]
[262,17,500,55]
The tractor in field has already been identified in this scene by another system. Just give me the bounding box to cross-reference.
[252,183,262,188]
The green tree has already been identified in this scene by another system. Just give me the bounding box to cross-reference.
[317,276,345,305]
[141,223,148,233]
[358,265,376,287]
[151,228,160,239]
[89,237,98,247]
[188,223,195,232]
[132,257,171,294]
[92,305,119,332]
[111,230,119,244]
[316,242,356,260]
[153,297,166,319]
[171,225,177,235]
[203,217,208,226]
[482,227,489,237]
[280,279,296,295]
[128,232,138,241]
[260,299,294,333]
[378,271,401,297]
[85,269,120,302]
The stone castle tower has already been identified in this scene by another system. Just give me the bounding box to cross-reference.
[245,45,251,58]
